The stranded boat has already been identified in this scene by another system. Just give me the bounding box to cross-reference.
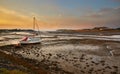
[19,17,41,44]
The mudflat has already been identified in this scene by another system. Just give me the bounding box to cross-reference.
[0,32,120,74]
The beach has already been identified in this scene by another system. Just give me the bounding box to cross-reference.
[0,31,120,74]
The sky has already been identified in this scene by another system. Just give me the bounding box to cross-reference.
[0,0,120,30]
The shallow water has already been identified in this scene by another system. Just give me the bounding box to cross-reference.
[0,32,120,46]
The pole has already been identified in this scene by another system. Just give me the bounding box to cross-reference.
[33,17,35,30]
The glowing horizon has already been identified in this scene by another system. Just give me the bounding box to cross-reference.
[0,0,120,30]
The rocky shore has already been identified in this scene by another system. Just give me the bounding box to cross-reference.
[0,39,120,74]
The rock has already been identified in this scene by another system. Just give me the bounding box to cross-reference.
[105,66,112,69]
[112,66,118,69]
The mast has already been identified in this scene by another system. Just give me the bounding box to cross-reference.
[33,17,35,30]
[33,17,41,36]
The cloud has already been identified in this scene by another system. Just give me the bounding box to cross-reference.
[84,7,120,17]
[0,5,120,30]
[0,6,50,29]
[0,6,30,19]
[0,6,31,24]
[81,7,120,28]
[0,7,64,30]
[112,0,120,2]
[44,7,120,29]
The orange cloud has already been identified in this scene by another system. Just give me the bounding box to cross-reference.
[0,7,31,28]
[0,6,62,30]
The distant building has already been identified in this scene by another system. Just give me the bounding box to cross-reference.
[93,27,110,31]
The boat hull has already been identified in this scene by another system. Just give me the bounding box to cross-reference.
[20,37,41,44]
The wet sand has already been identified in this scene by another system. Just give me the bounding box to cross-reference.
[0,38,120,74]
[0,47,48,74]
[0,31,120,74]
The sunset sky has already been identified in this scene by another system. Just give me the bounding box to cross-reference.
[0,0,120,30]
